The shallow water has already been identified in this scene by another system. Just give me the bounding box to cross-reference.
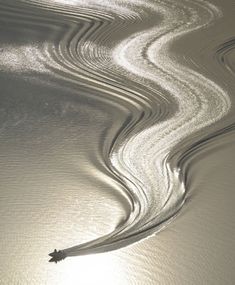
[0,0,235,284]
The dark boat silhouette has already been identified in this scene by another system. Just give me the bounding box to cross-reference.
[49,249,66,263]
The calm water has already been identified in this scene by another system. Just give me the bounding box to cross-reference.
[0,0,235,284]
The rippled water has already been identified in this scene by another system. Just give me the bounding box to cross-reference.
[0,0,235,284]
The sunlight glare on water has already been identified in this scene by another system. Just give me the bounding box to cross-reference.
[48,254,126,285]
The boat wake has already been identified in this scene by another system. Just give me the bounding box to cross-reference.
[0,0,230,262]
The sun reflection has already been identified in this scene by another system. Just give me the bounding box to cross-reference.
[53,0,80,4]
[51,253,126,285]
[0,45,46,73]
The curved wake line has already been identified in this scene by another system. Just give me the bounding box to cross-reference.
[54,0,230,259]
[216,37,235,75]
[2,0,229,261]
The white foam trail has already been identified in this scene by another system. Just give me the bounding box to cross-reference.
[109,0,230,235]
[60,0,231,258]
[0,0,231,263]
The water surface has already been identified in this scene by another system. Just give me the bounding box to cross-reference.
[0,0,235,283]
